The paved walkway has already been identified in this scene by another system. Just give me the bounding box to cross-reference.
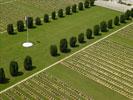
[95,0,133,12]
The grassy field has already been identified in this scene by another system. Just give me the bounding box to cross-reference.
[0,23,132,100]
[0,0,84,32]
[0,6,123,91]
[47,23,133,100]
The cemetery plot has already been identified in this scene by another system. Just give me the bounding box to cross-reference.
[60,24,133,100]
[0,72,92,100]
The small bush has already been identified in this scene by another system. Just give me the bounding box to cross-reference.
[94,25,100,35]
[78,2,84,10]
[86,28,92,39]
[108,19,113,29]
[66,6,71,15]
[70,37,77,47]
[44,14,49,23]
[114,16,119,26]
[84,0,90,8]
[60,39,68,53]
[17,20,24,32]
[7,24,14,35]
[58,9,64,18]
[50,45,58,56]
[26,17,33,28]
[78,33,85,43]
[100,21,107,32]
[72,4,77,13]
[24,56,32,71]
[10,61,19,76]
[35,17,42,25]
[52,11,56,20]
[0,68,5,83]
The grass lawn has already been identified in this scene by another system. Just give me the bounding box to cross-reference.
[47,64,129,100]
[0,6,124,91]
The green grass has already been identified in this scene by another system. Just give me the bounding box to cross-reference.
[47,64,129,100]
[0,6,123,91]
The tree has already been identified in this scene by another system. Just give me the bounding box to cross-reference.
[100,21,107,32]
[90,0,95,6]
[78,33,85,43]
[50,45,58,56]
[78,2,84,10]
[72,4,77,13]
[86,28,92,39]
[108,19,113,29]
[26,17,33,28]
[35,17,41,25]
[120,14,126,23]
[10,61,19,76]
[44,14,49,23]
[66,6,71,15]
[70,37,77,47]
[17,20,24,32]
[131,8,133,18]
[84,0,90,8]
[7,24,14,35]
[114,16,119,26]
[0,68,5,83]
[60,39,68,53]
[52,11,56,20]
[125,10,131,20]
[94,25,100,35]
[58,9,64,18]
[24,56,32,71]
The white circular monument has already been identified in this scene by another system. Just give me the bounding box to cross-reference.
[22,42,33,48]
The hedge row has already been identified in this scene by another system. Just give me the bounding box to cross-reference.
[50,10,133,56]
[7,0,95,35]
[0,56,33,83]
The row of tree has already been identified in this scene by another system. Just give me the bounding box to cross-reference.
[50,9,133,56]
[7,0,95,35]
[0,56,33,83]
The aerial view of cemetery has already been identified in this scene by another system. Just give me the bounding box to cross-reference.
[0,0,133,99]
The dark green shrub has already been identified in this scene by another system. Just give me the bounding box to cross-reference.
[52,11,56,20]
[84,0,90,8]
[78,2,84,10]
[72,4,77,13]
[24,56,32,71]
[94,25,100,35]
[50,45,58,56]
[26,17,33,28]
[78,33,85,43]
[114,16,119,26]
[0,68,5,83]
[100,21,107,32]
[58,9,64,18]
[66,6,71,15]
[120,14,126,23]
[86,28,92,39]
[108,19,113,29]
[17,20,24,32]
[10,61,19,76]
[44,14,49,23]
[7,24,14,34]
[90,0,95,6]
[35,17,42,25]
[70,37,77,47]
[60,39,68,53]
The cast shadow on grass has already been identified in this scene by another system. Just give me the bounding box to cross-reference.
[0,78,10,84]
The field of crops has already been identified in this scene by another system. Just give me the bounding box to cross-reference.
[57,24,133,100]
[0,72,92,100]
[0,0,83,32]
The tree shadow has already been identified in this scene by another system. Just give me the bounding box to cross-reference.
[0,78,10,84]
[79,41,86,44]
[17,71,24,76]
